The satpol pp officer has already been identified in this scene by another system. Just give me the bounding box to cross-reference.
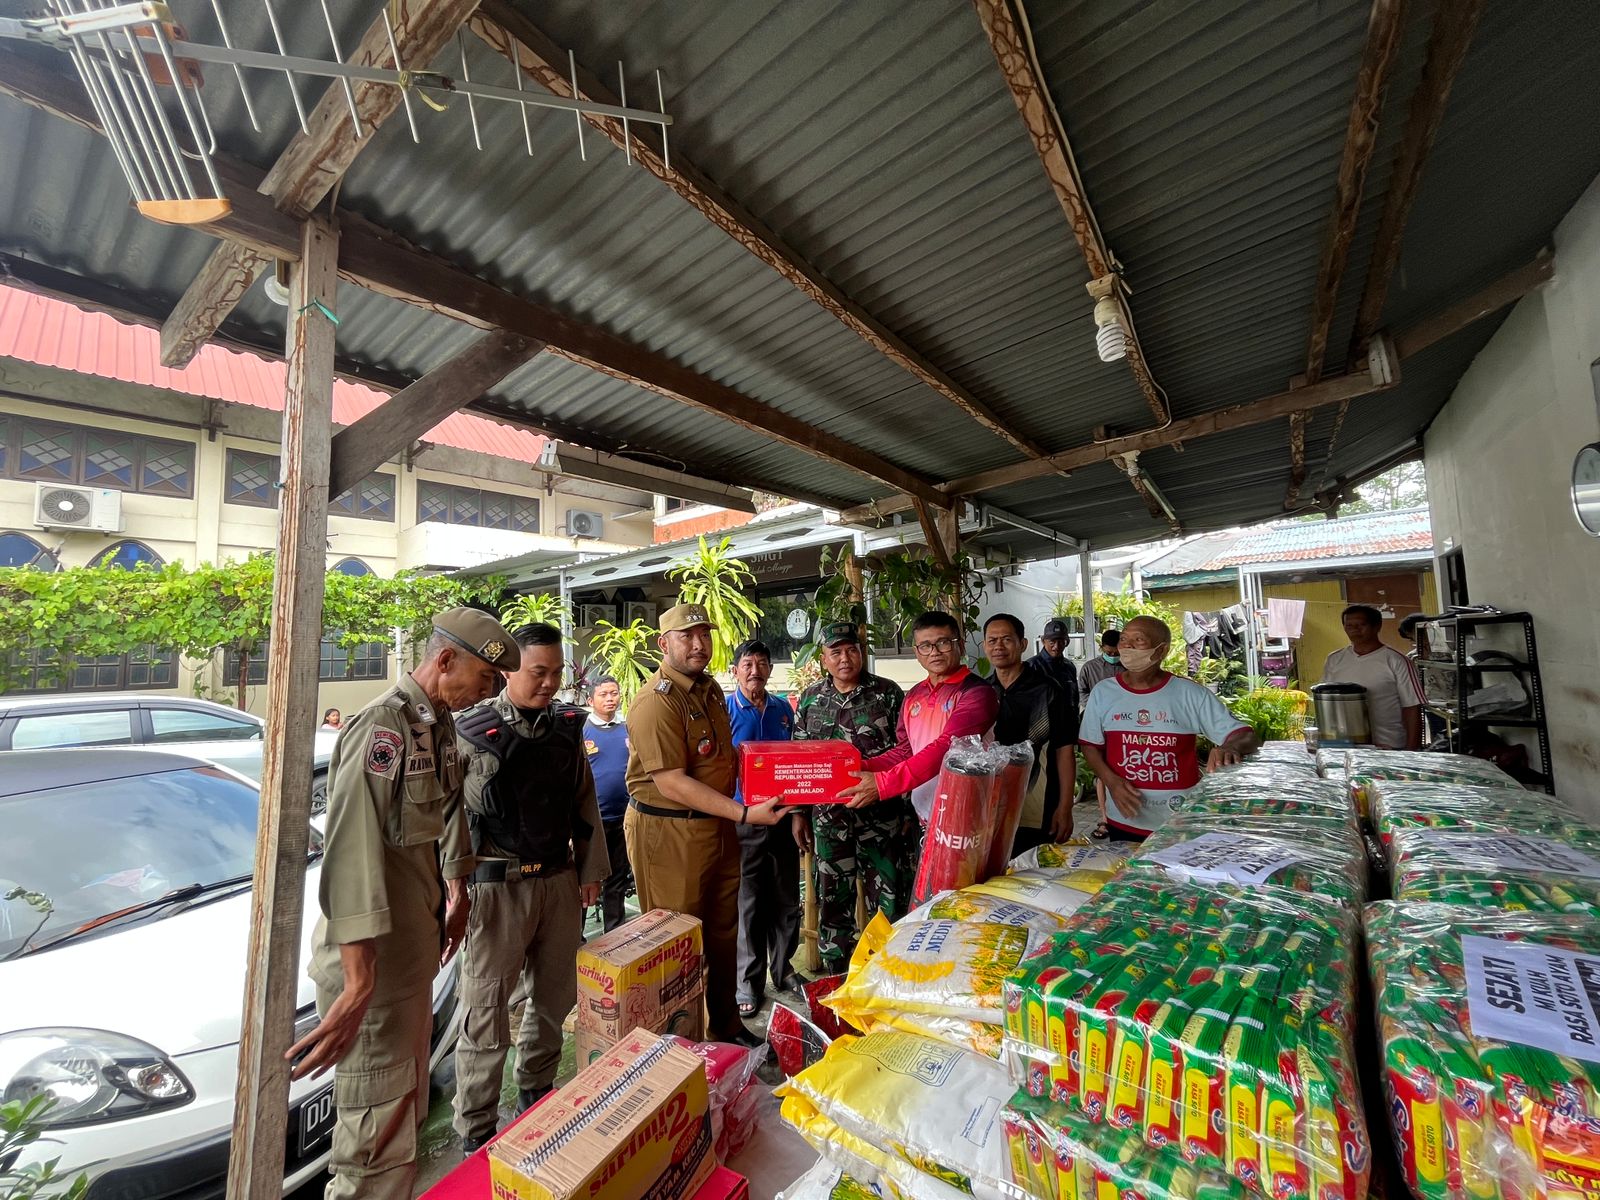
[448,621,609,1152]
[288,607,518,1200]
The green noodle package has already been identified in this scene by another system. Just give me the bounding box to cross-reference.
[1370,781,1583,850]
[1366,902,1600,1200]
[1389,827,1600,918]
[1336,749,1520,816]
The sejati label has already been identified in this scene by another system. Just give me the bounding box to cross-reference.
[1143,831,1304,886]
[1462,935,1600,1064]
[1415,831,1600,880]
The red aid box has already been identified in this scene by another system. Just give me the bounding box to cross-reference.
[739,740,861,805]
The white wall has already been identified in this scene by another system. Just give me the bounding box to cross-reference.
[1424,170,1600,809]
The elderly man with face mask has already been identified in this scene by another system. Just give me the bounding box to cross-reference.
[624,605,790,1045]
[1079,616,1259,840]
[726,639,803,1016]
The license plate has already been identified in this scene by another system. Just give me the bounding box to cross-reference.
[297,1084,336,1157]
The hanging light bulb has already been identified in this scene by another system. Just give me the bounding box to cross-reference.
[1093,294,1126,363]
[263,260,291,307]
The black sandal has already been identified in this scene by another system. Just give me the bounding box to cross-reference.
[738,999,758,1018]
[1090,821,1110,840]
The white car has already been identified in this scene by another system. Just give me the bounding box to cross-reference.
[0,750,462,1196]
[0,694,338,811]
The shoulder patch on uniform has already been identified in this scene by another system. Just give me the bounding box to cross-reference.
[655,680,672,693]
[366,728,403,775]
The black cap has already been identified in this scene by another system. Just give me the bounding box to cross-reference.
[821,620,860,647]
[1041,618,1069,640]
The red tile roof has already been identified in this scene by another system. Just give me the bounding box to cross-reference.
[0,284,547,465]
[652,507,755,544]
[1143,508,1433,577]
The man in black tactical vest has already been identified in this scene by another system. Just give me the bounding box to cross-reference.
[446,622,609,1153]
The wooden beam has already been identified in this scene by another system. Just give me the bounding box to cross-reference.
[971,0,1168,427]
[226,215,339,1200]
[160,243,269,368]
[1393,249,1554,359]
[1351,0,1486,350]
[912,497,955,570]
[328,329,545,498]
[1286,0,1406,508]
[0,51,944,508]
[159,0,482,367]
[471,3,1048,460]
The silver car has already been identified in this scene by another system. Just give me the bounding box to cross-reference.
[0,694,337,811]
[0,749,462,1196]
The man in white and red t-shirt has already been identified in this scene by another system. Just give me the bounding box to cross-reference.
[1321,604,1424,750]
[1079,616,1258,839]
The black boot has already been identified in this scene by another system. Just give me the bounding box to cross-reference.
[518,1084,552,1113]
[461,1131,491,1155]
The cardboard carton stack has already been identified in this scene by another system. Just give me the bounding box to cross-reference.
[575,910,705,1066]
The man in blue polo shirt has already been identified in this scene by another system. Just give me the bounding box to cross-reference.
[727,639,803,1015]
[583,676,634,931]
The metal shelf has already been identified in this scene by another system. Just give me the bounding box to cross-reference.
[1414,658,1527,672]
[1423,705,1541,728]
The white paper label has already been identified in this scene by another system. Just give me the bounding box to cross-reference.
[1143,831,1304,886]
[1462,935,1600,1064]
[1416,832,1600,879]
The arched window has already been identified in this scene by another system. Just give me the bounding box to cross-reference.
[322,558,387,683]
[95,540,164,571]
[0,532,60,570]
[332,557,373,577]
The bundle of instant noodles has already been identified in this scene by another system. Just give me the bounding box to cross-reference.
[1003,1089,1250,1200]
[1367,901,1600,1200]
[778,1031,1017,1200]
[1002,874,1366,1200]
[1176,770,1356,824]
[1336,749,1520,816]
[1369,780,1580,849]
[1250,741,1318,773]
[914,737,1010,904]
[825,914,1044,1057]
[1389,826,1600,917]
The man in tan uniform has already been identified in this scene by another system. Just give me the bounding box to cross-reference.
[448,621,609,1152]
[624,603,790,1045]
[287,607,518,1200]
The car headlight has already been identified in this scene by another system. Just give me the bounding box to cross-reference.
[0,1029,193,1127]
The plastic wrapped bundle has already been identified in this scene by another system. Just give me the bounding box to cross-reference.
[1127,810,1368,909]
[1251,740,1318,771]
[986,742,1036,880]
[1389,826,1600,917]
[778,1031,1017,1200]
[1337,749,1520,816]
[904,887,1072,934]
[1367,902,1600,1200]
[1009,840,1136,877]
[1370,780,1584,849]
[1002,875,1365,1200]
[1003,1089,1249,1200]
[1179,771,1355,824]
[914,737,1007,904]
[826,914,1045,1057]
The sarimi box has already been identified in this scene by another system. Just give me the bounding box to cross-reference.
[739,740,862,805]
[576,910,705,1066]
[488,1030,714,1200]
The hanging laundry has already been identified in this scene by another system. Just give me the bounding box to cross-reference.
[1266,597,1306,639]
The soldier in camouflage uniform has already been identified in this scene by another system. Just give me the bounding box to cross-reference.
[793,621,914,972]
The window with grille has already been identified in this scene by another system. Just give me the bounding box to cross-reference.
[225,448,393,520]
[0,532,60,570]
[0,416,193,497]
[4,642,176,695]
[95,540,164,571]
[417,481,539,532]
[223,645,270,686]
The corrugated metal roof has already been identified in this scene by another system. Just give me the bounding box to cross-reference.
[1141,508,1433,578]
[0,283,549,465]
[0,0,1597,555]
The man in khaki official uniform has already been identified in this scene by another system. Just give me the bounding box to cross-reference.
[448,622,609,1152]
[624,603,790,1045]
[288,608,518,1200]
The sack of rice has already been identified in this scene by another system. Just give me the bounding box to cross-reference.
[778,1031,1017,1200]
[1366,901,1600,1200]
[777,1158,894,1200]
[969,869,1111,916]
[904,887,1071,934]
[825,914,1043,1057]
[1008,840,1136,877]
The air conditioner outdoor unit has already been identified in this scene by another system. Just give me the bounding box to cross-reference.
[577,603,618,628]
[34,483,122,532]
[624,601,657,625]
[567,510,604,539]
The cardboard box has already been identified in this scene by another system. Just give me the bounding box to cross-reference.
[488,1029,714,1200]
[691,1166,750,1200]
[739,739,862,805]
[576,910,704,1067]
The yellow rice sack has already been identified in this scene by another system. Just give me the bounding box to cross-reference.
[965,868,1105,916]
[825,914,1043,1057]
[903,887,1070,934]
[1007,840,1135,876]
[782,1099,970,1200]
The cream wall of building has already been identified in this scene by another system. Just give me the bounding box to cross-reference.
[0,362,652,716]
[1424,169,1600,809]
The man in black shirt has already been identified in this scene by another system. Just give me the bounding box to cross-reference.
[985,614,1077,853]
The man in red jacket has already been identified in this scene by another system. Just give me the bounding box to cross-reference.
[836,611,999,827]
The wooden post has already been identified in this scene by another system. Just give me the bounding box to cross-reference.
[226,214,339,1200]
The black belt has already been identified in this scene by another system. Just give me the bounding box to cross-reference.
[629,798,713,820]
[473,857,572,883]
